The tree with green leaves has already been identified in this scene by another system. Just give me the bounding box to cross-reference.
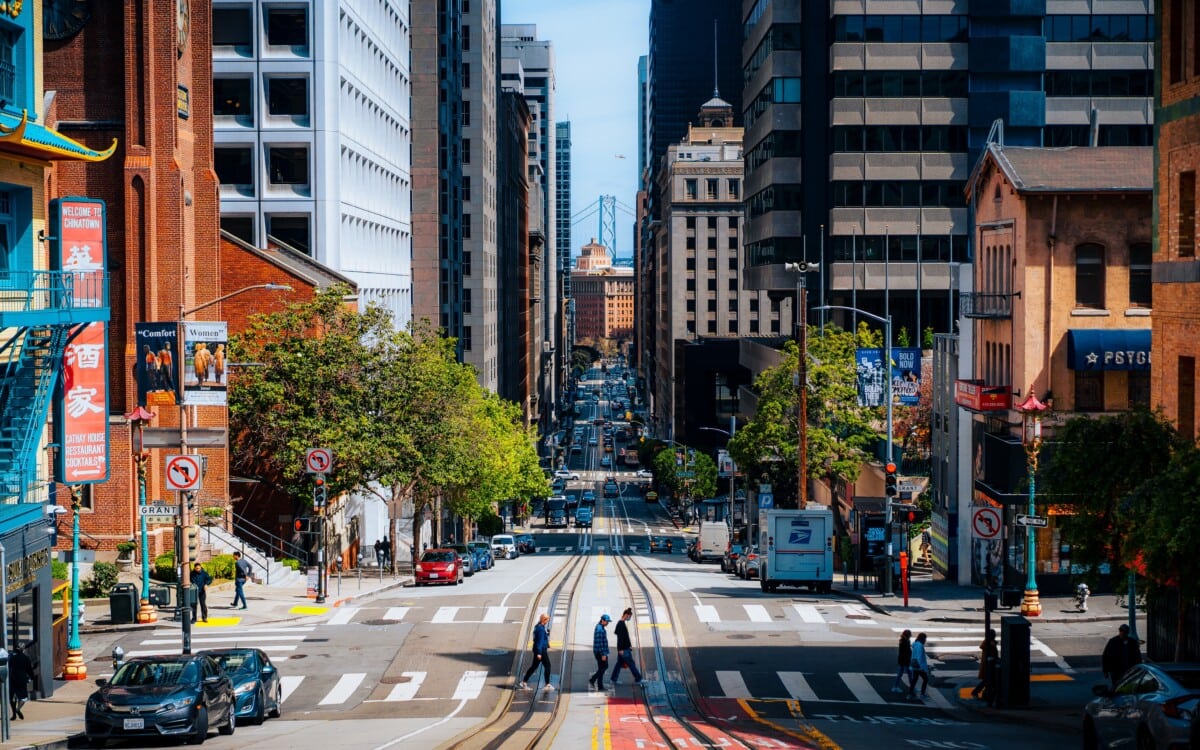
[651,447,716,500]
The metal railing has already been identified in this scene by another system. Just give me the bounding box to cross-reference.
[960,292,1015,319]
[0,270,109,313]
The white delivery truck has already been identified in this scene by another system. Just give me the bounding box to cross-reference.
[758,505,834,593]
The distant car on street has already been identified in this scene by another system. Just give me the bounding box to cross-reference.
[553,469,579,480]
[516,534,536,554]
[648,536,673,554]
[468,540,495,569]
[736,546,761,579]
[721,543,747,573]
[600,455,611,467]
[491,534,518,560]
[575,506,594,527]
[1083,663,1200,749]
[446,544,476,576]
[589,436,598,445]
[603,479,619,497]
[634,469,653,479]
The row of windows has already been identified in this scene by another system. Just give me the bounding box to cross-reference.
[833,15,969,44]
[685,216,738,230]
[830,180,967,209]
[215,76,308,121]
[222,214,310,255]
[744,24,801,83]
[829,234,970,264]
[832,125,968,153]
[1045,15,1153,44]
[1074,370,1151,413]
[1044,70,1154,98]
[216,145,310,188]
[745,130,802,173]
[831,70,968,99]
[215,5,308,50]
[747,184,803,219]
[682,178,741,201]
[684,256,740,271]
[685,234,740,251]
[746,77,802,129]
[1044,125,1153,148]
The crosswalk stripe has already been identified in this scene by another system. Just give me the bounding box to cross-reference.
[482,606,509,624]
[384,607,410,621]
[793,604,825,624]
[280,675,304,703]
[452,670,488,700]
[716,670,752,699]
[432,607,460,624]
[327,607,360,626]
[695,605,720,623]
[151,626,314,635]
[840,604,877,624]
[743,605,771,623]
[840,673,886,704]
[319,673,366,705]
[779,671,819,702]
[385,671,426,701]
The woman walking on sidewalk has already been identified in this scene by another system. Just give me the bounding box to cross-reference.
[891,630,913,693]
[907,633,930,701]
[971,628,998,705]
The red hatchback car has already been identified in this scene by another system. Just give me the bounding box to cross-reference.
[415,549,463,586]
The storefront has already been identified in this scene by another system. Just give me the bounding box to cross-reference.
[1,504,57,699]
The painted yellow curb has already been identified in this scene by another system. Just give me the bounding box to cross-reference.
[289,605,330,616]
[1031,673,1073,682]
[194,617,241,627]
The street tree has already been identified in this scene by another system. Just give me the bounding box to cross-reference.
[651,447,716,500]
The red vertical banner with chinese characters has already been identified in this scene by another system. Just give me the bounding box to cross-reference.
[51,197,110,484]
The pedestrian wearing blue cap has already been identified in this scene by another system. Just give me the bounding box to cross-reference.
[589,614,611,691]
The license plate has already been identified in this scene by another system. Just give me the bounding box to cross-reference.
[123,718,145,730]
[429,573,439,579]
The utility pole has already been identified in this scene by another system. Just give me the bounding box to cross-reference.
[785,263,810,508]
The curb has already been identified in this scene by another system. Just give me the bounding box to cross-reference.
[832,588,1130,624]
[954,696,1082,736]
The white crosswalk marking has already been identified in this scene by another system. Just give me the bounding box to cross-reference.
[432,607,460,624]
[792,604,825,624]
[694,605,720,623]
[841,603,877,624]
[779,671,819,702]
[280,675,304,703]
[385,671,426,701]
[327,607,360,626]
[318,673,366,705]
[841,672,886,704]
[384,607,410,621]
[452,670,488,700]
[716,670,752,699]
[482,606,509,624]
[743,604,772,623]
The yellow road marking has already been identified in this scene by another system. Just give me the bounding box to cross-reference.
[1031,673,1073,682]
[637,622,671,629]
[958,687,975,700]
[194,617,240,627]
[289,605,329,616]
[781,698,842,750]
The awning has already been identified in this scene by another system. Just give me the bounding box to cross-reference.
[0,109,117,163]
[1067,329,1151,371]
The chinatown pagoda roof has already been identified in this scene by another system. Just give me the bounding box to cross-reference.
[0,109,116,162]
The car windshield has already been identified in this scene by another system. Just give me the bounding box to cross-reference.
[449,545,469,554]
[467,542,486,552]
[1165,669,1200,690]
[213,652,257,674]
[421,551,455,563]
[493,537,514,544]
[111,660,198,687]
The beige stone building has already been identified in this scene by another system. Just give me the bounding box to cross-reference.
[572,242,634,342]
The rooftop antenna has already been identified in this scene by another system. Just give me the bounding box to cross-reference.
[712,19,720,99]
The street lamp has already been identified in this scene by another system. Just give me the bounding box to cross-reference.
[126,406,157,623]
[1016,391,1048,618]
[175,282,292,653]
[784,262,813,508]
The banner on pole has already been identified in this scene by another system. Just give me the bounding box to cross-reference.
[135,322,179,406]
[183,322,228,406]
[856,347,923,407]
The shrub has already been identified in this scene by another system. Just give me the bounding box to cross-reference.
[280,558,301,571]
[202,506,224,518]
[81,562,119,598]
[153,553,177,583]
[51,559,69,581]
[204,554,235,580]
[476,510,503,538]
[116,540,138,556]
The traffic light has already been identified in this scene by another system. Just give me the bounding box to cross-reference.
[313,476,327,509]
[884,462,898,498]
[186,525,199,558]
[894,504,925,524]
[294,517,314,534]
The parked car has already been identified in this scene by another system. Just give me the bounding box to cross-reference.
[721,543,747,574]
[203,648,282,725]
[415,548,464,586]
[467,540,495,569]
[491,534,518,560]
[553,469,580,481]
[634,469,654,479]
[448,544,480,576]
[648,536,673,554]
[85,654,235,746]
[516,534,537,554]
[736,546,761,579]
[1082,663,1200,749]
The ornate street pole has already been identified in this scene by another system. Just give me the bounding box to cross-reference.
[127,406,158,623]
[1016,392,1048,617]
[63,486,87,680]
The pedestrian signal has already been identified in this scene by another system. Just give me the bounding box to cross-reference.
[884,462,898,498]
[893,504,925,524]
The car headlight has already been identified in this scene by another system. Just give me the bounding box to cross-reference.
[159,695,196,712]
[447,563,455,570]
[87,695,110,711]
[234,681,259,696]
[415,564,423,571]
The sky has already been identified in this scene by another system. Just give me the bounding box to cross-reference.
[500,0,648,259]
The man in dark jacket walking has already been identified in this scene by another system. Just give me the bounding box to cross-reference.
[519,614,554,691]
[190,562,212,622]
[588,614,611,691]
[8,644,35,720]
[610,608,643,685]
[1102,624,1142,688]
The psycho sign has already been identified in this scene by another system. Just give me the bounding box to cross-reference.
[55,322,110,484]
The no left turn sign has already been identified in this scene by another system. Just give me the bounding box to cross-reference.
[165,455,203,492]
[971,507,1003,539]
[305,448,333,475]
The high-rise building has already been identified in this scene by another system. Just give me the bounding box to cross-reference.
[1154,0,1200,441]
[638,55,650,180]
[411,0,465,351]
[211,1,414,325]
[741,3,1155,341]
[556,122,572,300]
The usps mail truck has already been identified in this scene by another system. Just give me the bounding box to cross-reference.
[758,505,834,593]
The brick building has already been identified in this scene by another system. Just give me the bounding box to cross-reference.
[572,241,634,343]
[1153,0,1200,441]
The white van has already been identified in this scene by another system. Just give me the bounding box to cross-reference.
[491,534,518,560]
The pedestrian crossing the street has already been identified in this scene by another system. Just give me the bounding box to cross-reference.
[705,668,955,711]
[889,626,1074,675]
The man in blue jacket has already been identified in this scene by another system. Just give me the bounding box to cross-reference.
[589,614,611,692]
[519,614,553,691]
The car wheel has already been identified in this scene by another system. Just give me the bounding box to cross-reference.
[269,683,283,719]
[219,701,236,735]
[1081,718,1100,750]
[253,687,267,724]
[188,707,208,744]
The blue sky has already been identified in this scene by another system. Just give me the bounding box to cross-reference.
[501,0,648,258]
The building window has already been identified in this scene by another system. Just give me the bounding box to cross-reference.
[749,298,759,312]
[213,78,253,119]
[1074,243,1105,308]
[750,319,759,333]
[0,192,12,277]
[220,216,254,245]
[462,288,472,314]
[1074,370,1105,412]
[213,6,253,48]
[267,77,308,117]
[463,100,471,127]
[707,235,717,250]
[463,25,471,51]
[268,146,309,185]
[686,299,695,312]
[463,326,472,351]
[463,138,471,164]
[707,321,717,334]
[728,256,737,270]
[1169,0,1184,83]
[214,147,254,188]
[463,176,472,202]
[686,217,695,229]
[463,213,471,239]
[266,7,308,48]
[463,62,471,88]
[707,299,717,312]
[728,234,739,250]
[267,215,311,255]
[728,299,737,312]
[686,235,695,250]
[463,251,472,276]
[686,279,695,292]
[1129,243,1152,307]
[1179,171,1195,257]
[706,179,718,199]
[685,179,697,200]
[1181,356,1196,439]
[728,278,737,291]
[685,257,695,270]
[707,279,717,292]
[728,179,739,199]
[1128,371,1151,409]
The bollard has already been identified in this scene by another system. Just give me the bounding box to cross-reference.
[357,555,363,589]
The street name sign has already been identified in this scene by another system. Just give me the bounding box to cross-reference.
[1015,514,1048,528]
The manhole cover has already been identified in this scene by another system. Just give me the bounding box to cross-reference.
[726,634,754,640]
[482,648,509,656]
[364,619,395,626]
[379,675,410,685]
[846,614,871,620]
[289,654,307,660]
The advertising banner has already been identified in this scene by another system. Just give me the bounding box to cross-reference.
[855,348,887,407]
[891,347,922,406]
[55,322,110,484]
[856,347,923,407]
[135,322,179,407]
[183,322,228,406]
[51,197,107,309]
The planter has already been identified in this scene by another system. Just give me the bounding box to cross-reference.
[116,555,134,572]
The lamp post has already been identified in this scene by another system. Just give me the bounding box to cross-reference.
[62,486,87,680]
[699,421,737,526]
[1016,391,1048,618]
[126,406,157,623]
[176,282,292,654]
[784,262,812,508]
[813,304,894,594]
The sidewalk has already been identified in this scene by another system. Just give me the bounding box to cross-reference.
[953,670,1102,735]
[5,567,412,750]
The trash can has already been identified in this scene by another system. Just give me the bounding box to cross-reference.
[108,583,139,624]
[148,584,172,607]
